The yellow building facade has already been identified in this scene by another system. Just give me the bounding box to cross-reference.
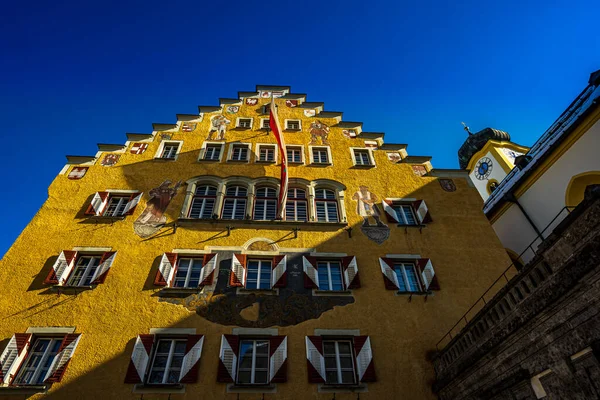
[0,86,510,399]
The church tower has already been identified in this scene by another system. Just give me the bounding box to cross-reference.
[458,126,529,201]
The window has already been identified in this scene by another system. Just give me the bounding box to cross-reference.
[160,142,180,159]
[261,119,270,129]
[315,189,339,222]
[317,261,343,291]
[285,188,307,221]
[394,262,421,292]
[246,260,272,290]
[257,145,276,162]
[103,195,130,217]
[173,257,204,288]
[230,144,249,162]
[237,118,252,129]
[189,185,217,219]
[383,199,431,225]
[237,340,269,384]
[155,253,218,288]
[147,339,187,384]
[222,185,247,220]
[253,187,277,220]
[353,149,373,166]
[85,191,142,217]
[203,144,222,161]
[286,120,301,130]
[286,146,303,163]
[323,341,356,385]
[14,338,62,385]
[392,203,417,226]
[44,250,116,287]
[67,255,102,286]
[312,147,330,164]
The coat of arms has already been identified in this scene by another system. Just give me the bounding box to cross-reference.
[439,179,457,192]
[412,165,427,177]
[342,129,357,138]
[226,106,239,114]
[68,167,88,180]
[286,100,298,108]
[181,123,196,132]
[245,98,258,105]
[130,143,148,154]
[303,109,316,117]
[101,154,120,166]
[387,152,401,163]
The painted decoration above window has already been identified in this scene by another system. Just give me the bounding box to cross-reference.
[207,115,231,141]
[303,109,316,117]
[226,106,239,114]
[439,179,456,192]
[412,165,427,176]
[181,123,196,132]
[364,140,378,149]
[286,100,298,108]
[387,152,401,163]
[352,186,389,244]
[342,129,357,138]
[308,121,330,145]
[130,143,148,154]
[245,98,258,105]
[101,154,120,166]
[68,167,88,180]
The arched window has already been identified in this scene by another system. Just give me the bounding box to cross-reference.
[253,186,278,220]
[222,185,248,220]
[315,188,339,222]
[188,185,217,219]
[286,188,308,222]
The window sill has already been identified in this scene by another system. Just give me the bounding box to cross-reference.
[133,384,185,394]
[159,287,201,297]
[0,385,47,395]
[153,158,177,161]
[237,288,279,296]
[226,384,277,394]
[284,128,302,132]
[396,224,426,228]
[313,289,353,297]
[318,383,368,393]
[197,158,221,162]
[50,285,95,293]
[310,163,332,167]
[255,160,276,164]
[227,160,250,163]
[84,215,126,221]
[352,164,375,169]
[287,161,304,165]
[177,218,348,230]
[395,290,433,297]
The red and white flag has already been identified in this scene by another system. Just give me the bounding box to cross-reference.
[269,97,288,220]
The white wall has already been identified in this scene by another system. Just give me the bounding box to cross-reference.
[469,151,509,202]
[492,203,540,263]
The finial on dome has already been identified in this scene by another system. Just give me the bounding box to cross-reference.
[462,122,472,135]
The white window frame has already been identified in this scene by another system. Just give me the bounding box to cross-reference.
[14,337,62,385]
[253,187,278,221]
[323,340,357,385]
[393,262,422,292]
[314,188,340,223]
[221,185,249,220]
[285,187,308,222]
[147,338,187,384]
[67,254,103,287]
[309,146,333,165]
[227,143,251,163]
[260,118,270,130]
[236,117,253,129]
[245,259,273,290]
[255,144,277,163]
[154,140,183,161]
[350,147,375,167]
[188,184,218,219]
[284,119,302,131]
[317,261,344,291]
[172,257,204,288]
[236,339,270,385]
[392,202,418,226]
[286,145,305,165]
[199,141,225,162]
[102,195,130,217]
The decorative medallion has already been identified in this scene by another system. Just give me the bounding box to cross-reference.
[68,167,88,180]
[474,157,493,180]
[308,120,330,145]
[285,100,298,108]
[352,186,389,244]
[342,129,357,138]
[439,178,457,192]
[130,143,148,154]
[245,98,258,106]
[412,165,427,176]
[387,152,401,163]
[303,109,316,117]
[272,91,285,98]
[181,123,196,132]
[101,154,120,166]
[226,106,239,114]
[364,140,378,149]
[207,115,231,140]
[133,180,182,238]
[260,91,271,98]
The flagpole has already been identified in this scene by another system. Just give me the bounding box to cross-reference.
[269,94,288,220]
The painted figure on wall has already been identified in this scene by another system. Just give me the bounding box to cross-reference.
[308,120,330,145]
[352,186,389,244]
[133,180,182,238]
[208,115,231,140]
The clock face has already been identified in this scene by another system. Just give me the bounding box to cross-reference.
[475,157,493,180]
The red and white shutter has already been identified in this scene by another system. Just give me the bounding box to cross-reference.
[269,336,287,383]
[123,192,143,215]
[305,336,326,383]
[199,254,218,286]
[413,200,432,224]
[217,335,238,382]
[44,334,82,383]
[417,258,439,290]
[0,333,31,384]
[154,253,177,287]
[271,255,287,288]
[341,256,361,289]
[85,192,109,216]
[44,250,78,285]
[382,200,399,223]
[91,251,117,284]
[229,254,246,288]
[124,334,154,383]
[179,335,204,383]
[302,256,319,289]
[379,258,400,290]
[354,336,376,382]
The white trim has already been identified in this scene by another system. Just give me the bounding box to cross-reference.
[227,142,252,162]
[530,369,552,399]
[309,145,333,165]
[149,328,197,335]
[255,143,278,163]
[310,252,348,257]
[350,147,376,167]
[25,327,76,334]
[154,140,183,160]
[259,118,270,130]
[570,347,593,360]
[385,254,421,259]
[314,329,360,336]
[242,250,280,256]
[284,119,302,131]
[232,328,278,336]
[71,246,112,252]
[235,117,254,129]
[171,249,211,254]
[199,141,225,162]
[285,145,305,165]
[385,197,417,201]
[105,189,140,194]
[242,237,280,251]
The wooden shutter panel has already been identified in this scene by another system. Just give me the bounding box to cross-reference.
[0,333,31,384]
[179,335,205,383]
[413,199,432,223]
[44,250,78,286]
[417,258,439,290]
[199,253,218,286]
[123,192,143,215]
[44,334,82,383]
[154,253,177,287]
[91,251,117,284]
[269,336,288,383]
[305,336,326,383]
[229,254,246,287]
[379,258,400,290]
[341,256,361,289]
[271,255,287,288]
[217,335,238,382]
[124,334,154,383]
[302,256,319,289]
[354,336,376,382]
[382,199,399,223]
[85,192,109,216]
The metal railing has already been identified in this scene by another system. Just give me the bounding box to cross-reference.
[436,206,575,352]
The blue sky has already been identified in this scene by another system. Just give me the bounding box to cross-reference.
[0,0,599,256]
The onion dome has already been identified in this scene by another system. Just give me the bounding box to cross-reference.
[458,127,510,169]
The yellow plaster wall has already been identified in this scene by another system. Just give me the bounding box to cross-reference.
[0,97,511,399]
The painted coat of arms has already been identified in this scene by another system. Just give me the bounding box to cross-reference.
[387,152,401,163]
[412,165,427,176]
[303,109,316,117]
[439,179,457,192]
[133,180,182,238]
[245,98,258,106]
[226,106,239,114]
[68,167,88,180]
[130,143,148,154]
[101,154,120,166]
[342,129,357,138]
[181,123,197,132]
[286,100,298,108]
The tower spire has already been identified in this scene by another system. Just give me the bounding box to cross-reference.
[462,122,473,135]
